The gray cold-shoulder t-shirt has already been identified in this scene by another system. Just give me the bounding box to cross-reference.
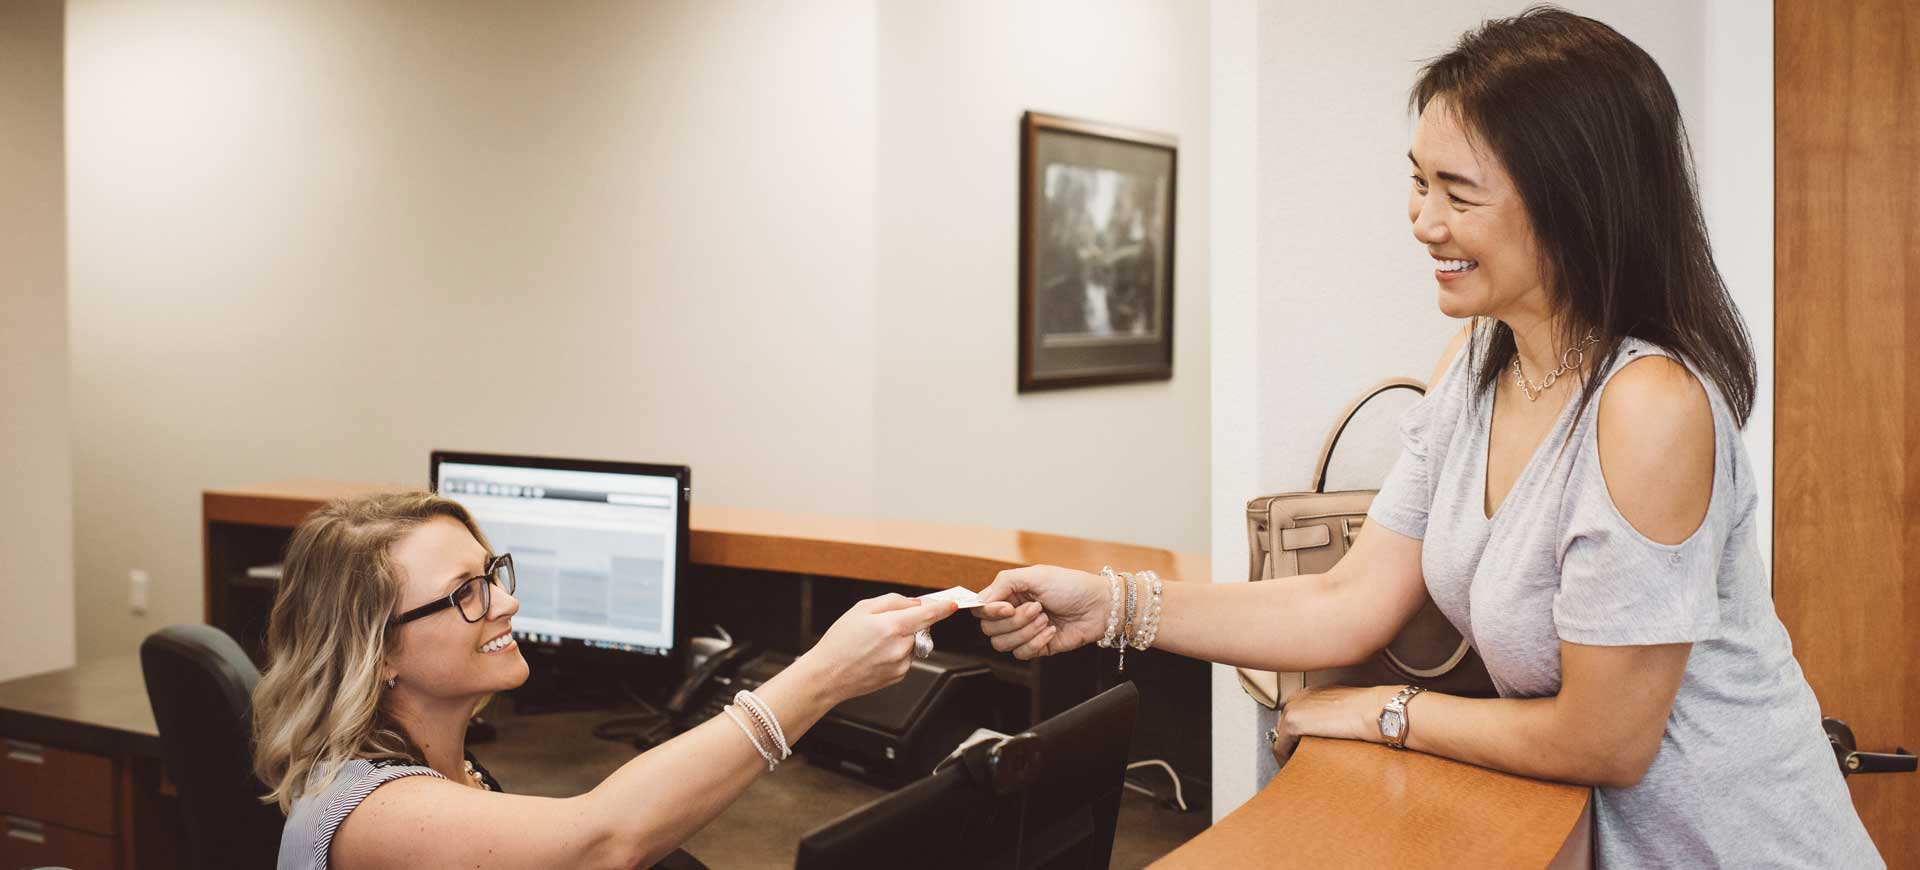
[1367,334,1881,868]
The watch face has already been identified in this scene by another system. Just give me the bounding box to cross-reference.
[1380,709,1404,739]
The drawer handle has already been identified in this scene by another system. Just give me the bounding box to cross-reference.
[4,815,47,845]
[3,739,45,764]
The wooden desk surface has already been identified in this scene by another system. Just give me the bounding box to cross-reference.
[204,481,1212,590]
[1151,737,1591,869]
[0,655,161,759]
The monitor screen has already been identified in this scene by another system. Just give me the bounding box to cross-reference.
[431,452,690,659]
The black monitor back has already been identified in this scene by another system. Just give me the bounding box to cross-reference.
[796,681,1138,870]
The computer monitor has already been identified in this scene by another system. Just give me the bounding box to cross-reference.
[430,451,691,665]
[795,682,1139,870]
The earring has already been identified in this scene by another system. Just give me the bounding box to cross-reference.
[386,675,397,689]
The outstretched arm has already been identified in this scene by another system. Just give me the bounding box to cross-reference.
[331,595,958,870]
[978,325,1472,673]
[975,520,1431,673]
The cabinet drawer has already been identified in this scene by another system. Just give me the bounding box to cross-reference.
[0,739,116,836]
[0,814,118,870]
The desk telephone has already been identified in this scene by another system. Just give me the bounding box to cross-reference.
[662,636,794,731]
[648,630,1003,788]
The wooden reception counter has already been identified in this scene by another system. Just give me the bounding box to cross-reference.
[202,479,1212,593]
[1152,736,1593,869]
[204,481,1586,868]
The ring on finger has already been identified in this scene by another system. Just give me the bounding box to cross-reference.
[914,629,934,660]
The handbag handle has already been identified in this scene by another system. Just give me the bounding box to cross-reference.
[1385,637,1472,680]
[1310,378,1427,494]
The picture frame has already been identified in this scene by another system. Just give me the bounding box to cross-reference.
[1018,111,1178,392]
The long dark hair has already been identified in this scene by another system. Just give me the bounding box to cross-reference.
[1410,5,1755,425]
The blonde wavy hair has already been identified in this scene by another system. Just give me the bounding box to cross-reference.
[252,491,492,812]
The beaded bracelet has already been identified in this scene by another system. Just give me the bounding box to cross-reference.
[1096,567,1122,649]
[735,690,791,761]
[1131,570,1163,652]
[723,705,778,771]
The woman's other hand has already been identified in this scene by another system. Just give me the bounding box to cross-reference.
[796,594,959,704]
[1270,685,1399,762]
[974,565,1108,660]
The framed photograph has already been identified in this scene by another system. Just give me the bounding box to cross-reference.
[1019,111,1177,392]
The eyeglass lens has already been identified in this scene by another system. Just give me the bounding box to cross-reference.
[454,557,514,622]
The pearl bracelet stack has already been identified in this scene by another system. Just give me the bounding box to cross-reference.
[723,706,777,771]
[1093,566,1164,673]
[725,689,791,771]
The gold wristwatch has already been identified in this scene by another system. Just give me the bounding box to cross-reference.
[1378,685,1425,749]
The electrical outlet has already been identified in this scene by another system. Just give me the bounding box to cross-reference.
[129,569,150,615]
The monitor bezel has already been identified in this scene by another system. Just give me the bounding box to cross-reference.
[429,449,693,670]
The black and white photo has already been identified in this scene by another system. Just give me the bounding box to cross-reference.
[1019,112,1177,391]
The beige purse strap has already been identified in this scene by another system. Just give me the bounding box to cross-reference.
[1310,378,1427,494]
[1385,641,1473,680]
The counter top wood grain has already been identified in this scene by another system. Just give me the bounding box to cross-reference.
[1151,736,1591,869]
[203,481,1210,590]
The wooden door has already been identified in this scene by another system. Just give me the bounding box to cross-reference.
[1775,0,1918,860]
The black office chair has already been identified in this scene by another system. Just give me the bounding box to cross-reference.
[141,623,285,868]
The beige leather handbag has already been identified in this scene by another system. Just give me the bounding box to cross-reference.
[1236,378,1496,711]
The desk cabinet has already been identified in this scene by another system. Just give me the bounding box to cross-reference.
[1,739,117,836]
[0,738,128,870]
[0,814,118,870]
[1,817,117,870]
[0,662,185,870]
[0,737,135,869]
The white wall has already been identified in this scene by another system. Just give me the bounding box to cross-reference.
[67,0,880,660]
[1209,0,1768,815]
[66,0,1216,664]
[874,0,1211,555]
[1207,0,1262,820]
[1702,0,1774,571]
[0,0,76,683]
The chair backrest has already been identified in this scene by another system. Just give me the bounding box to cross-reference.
[140,623,285,867]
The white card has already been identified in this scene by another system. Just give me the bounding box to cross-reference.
[920,586,988,609]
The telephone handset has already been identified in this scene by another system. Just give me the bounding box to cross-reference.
[665,641,756,719]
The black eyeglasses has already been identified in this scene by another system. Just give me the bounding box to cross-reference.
[391,553,516,626]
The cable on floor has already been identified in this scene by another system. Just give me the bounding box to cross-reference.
[1123,759,1189,812]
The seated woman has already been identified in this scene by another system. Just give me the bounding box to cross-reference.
[253,491,958,869]
[975,7,1880,869]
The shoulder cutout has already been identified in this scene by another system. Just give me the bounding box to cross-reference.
[1595,356,1715,545]
[1427,324,1471,389]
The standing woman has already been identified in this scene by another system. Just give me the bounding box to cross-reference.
[253,491,956,869]
[974,7,1882,867]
